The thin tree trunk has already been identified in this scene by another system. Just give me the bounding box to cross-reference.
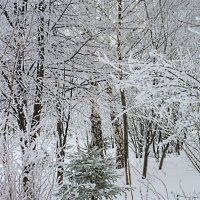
[121,90,130,184]
[142,123,157,179]
[107,86,124,168]
[22,1,45,197]
[12,0,31,197]
[56,105,71,185]
[142,127,151,179]
[142,144,150,179]
[56,120,65,185]
[139,122,144,158]
[117,0,130,185]
[159,143,169,170]
[175,139,181,155]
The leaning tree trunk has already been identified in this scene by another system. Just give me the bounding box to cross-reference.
[159,143,169,170]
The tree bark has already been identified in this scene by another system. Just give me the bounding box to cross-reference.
[117,0,130,184]
[90,100,104,156]
[22,1,45,197]
[56,103,71,185]
[107,86,124,168]
[159,143,169,170]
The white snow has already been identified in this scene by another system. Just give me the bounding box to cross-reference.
[116,153,200,200]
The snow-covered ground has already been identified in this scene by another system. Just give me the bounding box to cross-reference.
[117,153,200,200]
[67,136,200,200]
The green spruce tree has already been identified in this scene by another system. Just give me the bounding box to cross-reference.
[58,147,130,200]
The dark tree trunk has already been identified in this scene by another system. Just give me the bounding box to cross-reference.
[159,143,169,170]
[56,107,70,185]
[142,144,150,179]
[117,0,130,185]
[21,1,45,197]
[121,90,129,184]
[142,122,157,179]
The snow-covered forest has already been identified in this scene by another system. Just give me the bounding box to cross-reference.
[0,0,200,199]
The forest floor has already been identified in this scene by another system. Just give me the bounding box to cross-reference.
[117,152,200,200]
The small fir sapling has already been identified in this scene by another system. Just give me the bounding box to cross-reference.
[58,147,130,200]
